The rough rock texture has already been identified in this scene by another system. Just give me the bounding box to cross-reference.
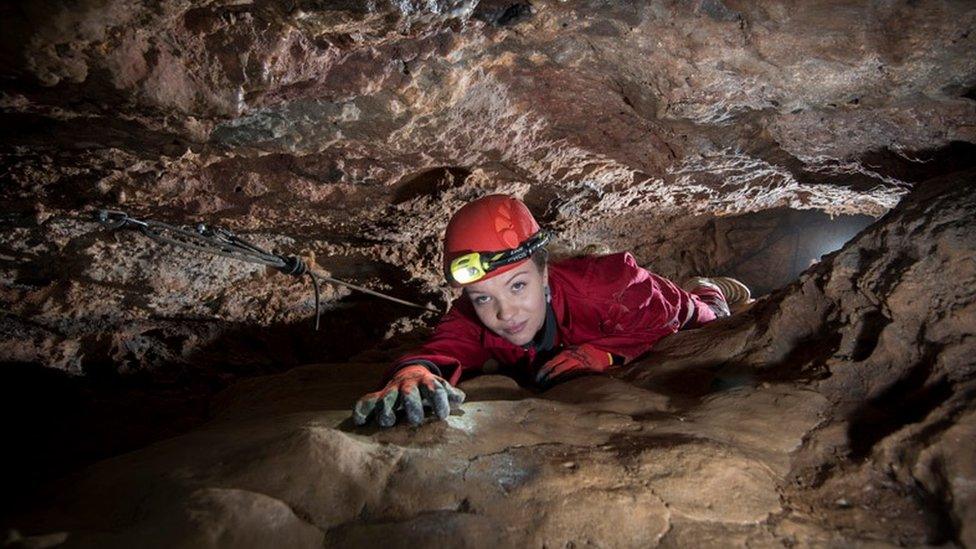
[5,170,974,547]
[623,172,976,546]
[2,1,976,545]
[2,0,975,379]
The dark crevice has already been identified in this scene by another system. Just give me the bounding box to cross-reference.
[0,112,191,157]
[521,186,563,225]
[737,137,976,194]
[894,385,976,545]
[788,460,838,490]
[847,347,952,461]
[912,457,962,546]
[0,360,214,516]
[0,265,440,511]
[911,386,976,451]
[496,3,533,26]
[392,167,471,204]
[472,1,534,27]
[605,433,707,460]
[849,310,891,361]
[758,336,838,383]
[869,252,917,297]
[855,141,976,185]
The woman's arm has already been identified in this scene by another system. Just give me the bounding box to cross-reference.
[385,299,492,387]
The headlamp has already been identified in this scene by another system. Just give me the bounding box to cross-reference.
[449,252,490,285]
[448,231,550,285]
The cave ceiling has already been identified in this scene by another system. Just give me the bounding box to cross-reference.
[1,0,975,370]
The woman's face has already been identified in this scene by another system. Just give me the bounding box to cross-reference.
[464,260,548,347]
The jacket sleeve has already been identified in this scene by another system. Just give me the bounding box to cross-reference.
[574,253,693,362]
[384,298,491,387]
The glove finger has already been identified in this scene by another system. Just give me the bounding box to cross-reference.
[444,383,466,405]
[547,361,576,381]
[538,358,574,387]
[431,381,451,420]
[402,386,425,426]
[535,359,563,385]
[537,371,554,387]
[417,380,448,419]
[377,388,399,428]
[352,395,378,426]
[535,369,550,386]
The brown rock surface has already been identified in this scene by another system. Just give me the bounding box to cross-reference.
[4,173,974,546]
[1,1,975,545]
[3,0,975,378]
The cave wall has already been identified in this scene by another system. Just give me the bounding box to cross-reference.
[1,0,975,380]
[622,170,976,544]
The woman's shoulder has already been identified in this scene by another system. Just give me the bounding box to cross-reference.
[551,251,641,276]
[550,252,646,295]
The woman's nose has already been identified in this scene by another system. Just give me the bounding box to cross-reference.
[496,299,516,321]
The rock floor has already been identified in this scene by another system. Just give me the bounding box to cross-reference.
[2,363,839,548]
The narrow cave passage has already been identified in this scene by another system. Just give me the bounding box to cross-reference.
[2,1,975,547]
[688,208,875,296]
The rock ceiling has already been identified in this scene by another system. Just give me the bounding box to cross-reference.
[3,0,974,375]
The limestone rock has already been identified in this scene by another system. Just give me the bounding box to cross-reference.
[2,0,975,377]
[1,1,975,546]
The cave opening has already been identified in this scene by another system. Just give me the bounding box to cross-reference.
[701,207,875,296]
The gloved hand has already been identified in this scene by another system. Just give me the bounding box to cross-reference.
[352,365,466,427]
[535,344,613,388]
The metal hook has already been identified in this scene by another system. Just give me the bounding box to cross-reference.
[95,209,131,230]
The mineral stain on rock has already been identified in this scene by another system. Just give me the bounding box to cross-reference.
[1,0,975,547]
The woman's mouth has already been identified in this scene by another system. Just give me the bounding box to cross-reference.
[504,320,528,335]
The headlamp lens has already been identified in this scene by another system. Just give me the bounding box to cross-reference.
[450,253,487,284]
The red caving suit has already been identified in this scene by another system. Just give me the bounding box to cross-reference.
[385,252,722,386]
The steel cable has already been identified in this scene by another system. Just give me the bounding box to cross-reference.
[95,210,440,330]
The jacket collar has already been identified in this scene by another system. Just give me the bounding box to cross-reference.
[523,301,557,352]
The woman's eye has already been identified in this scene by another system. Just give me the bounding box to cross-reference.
[512,281,526,292]
[473,295,491,305]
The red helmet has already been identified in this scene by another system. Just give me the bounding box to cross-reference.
[443,195,543,286]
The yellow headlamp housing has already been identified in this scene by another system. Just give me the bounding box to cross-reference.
[447,231,549,286]
[449,252,490,285]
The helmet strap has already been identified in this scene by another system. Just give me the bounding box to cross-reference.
[485,230,550,271]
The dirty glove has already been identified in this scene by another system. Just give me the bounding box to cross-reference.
[535,344,613,387]
[352,365,466,427]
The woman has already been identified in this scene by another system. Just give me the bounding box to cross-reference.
[352,195,749,427]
